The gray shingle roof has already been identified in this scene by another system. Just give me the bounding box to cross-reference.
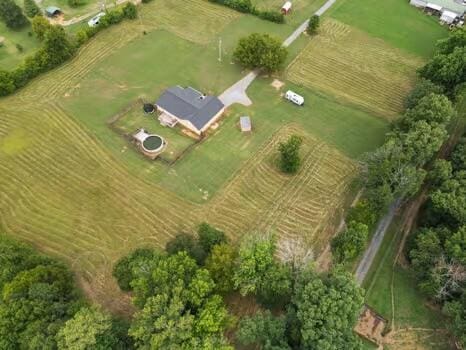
[155,86,224,131]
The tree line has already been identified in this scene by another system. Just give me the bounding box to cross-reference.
[208,0,285,24]
[112,223,365,349]
[0,2,137,97]
[329,29,466,267]
[0,221,366,349]
[408,127,466,347]
[0,235,132,349]
[338,28,465,346]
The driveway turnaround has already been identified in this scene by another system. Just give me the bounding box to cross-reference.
[218,0,339,107]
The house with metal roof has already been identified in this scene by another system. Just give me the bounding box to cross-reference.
[155,86,225,136]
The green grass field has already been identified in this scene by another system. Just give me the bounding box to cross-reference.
[0,22,40,69]
[328,0,447,58]
[286,19,424,119]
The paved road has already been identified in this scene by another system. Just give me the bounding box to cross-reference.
[355,198,402,285]
[218,0,338,107]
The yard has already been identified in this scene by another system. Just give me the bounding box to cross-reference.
[0,21,40,69]
[328,0,447,58]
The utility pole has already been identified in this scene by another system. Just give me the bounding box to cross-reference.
[218,37,222,62]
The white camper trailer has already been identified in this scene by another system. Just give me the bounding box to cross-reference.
[285,90,304,106]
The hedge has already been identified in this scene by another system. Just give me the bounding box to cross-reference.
[208,0,284,23]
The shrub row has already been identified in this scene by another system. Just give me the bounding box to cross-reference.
[208,0,284,23]
[76,3,137,45]
[0,3,137,97]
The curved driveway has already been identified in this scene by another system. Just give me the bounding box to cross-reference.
[218,0,338,107]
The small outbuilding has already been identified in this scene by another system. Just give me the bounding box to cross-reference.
[440,9,459,23]
[281,1,292,14]
[45,6,62,17]
[240,116,251,132]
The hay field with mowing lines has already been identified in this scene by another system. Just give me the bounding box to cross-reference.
[139,0,241,44]
[286,19,424,119]
[206,124,358,255]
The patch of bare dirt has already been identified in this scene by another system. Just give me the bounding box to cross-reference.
[355,305,387,345]
[271,79,285,91]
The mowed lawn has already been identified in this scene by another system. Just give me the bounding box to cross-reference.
[157,79,388,202]
[0,21,40,69]
[328,0,447,58]
[286,19,424,119]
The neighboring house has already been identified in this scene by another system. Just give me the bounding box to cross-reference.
[155,86,225,136]
[409,0,465,24]
[45,6,62,17]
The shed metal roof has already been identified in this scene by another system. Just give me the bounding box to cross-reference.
[155,86,224,131]
[427,0,465,14]
[240,116,251,131]
[45,6,61,13]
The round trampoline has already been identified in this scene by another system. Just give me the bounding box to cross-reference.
[142,135,164,153]
[143,103,155,114]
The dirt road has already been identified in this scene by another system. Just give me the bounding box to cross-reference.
[355,198,401,285]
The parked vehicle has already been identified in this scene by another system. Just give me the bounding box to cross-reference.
[88,12,106,27]
[285,90,304,106]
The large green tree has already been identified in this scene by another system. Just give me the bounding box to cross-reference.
[291,269,364,349]
[126,252,232,349]
[24,0,40,18]
[0,0,28,28]
[56,306,127,350]
[331,221,369,263]
[233,33,287,72]
[43,25,74,66]
[237,311,290,350]
[233,234,292,307]
[404,78,444,109]
[278,134,303,174]
[0,264,82,349]
[419,47,466,92]
[205,243,236,293]
[32,15,53,40]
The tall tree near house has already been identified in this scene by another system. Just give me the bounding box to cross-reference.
[31,15,53,41]
[233,33,288,72]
